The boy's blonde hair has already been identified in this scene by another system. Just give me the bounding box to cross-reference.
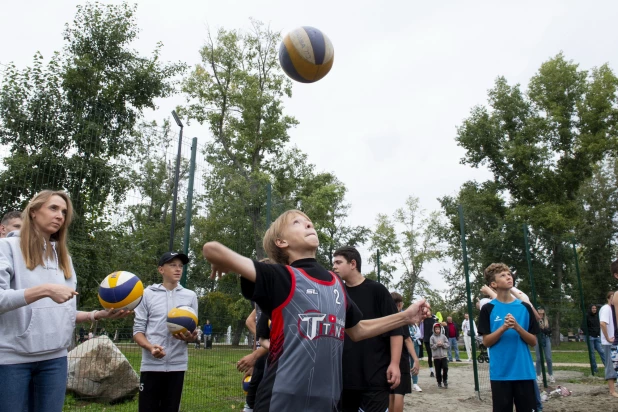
[263,210,311,265]
[484,263,511,286]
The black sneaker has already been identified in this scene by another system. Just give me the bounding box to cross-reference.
[444,382,448,388]
[456,359,462,362]
[430,372,435,378]
[437,382,442,388]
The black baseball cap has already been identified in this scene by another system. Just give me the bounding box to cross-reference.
[158,252,189,267]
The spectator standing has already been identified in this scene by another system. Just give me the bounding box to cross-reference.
[196,328,203,349]
[535,308,554,384]
[430,323,449,388]
[599,291,618,397]
[583,304,605,374]
[445,317,461,362]
[333,247,402,412]
[421,310,438,377]
[461,313,475,362]
[409,321,423,391]
[203,320,212,347]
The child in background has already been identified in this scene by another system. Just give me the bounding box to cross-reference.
[430,323,449,388]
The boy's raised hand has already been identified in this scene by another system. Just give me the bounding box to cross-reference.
[403,298,431,325]
[203,241,257,282]
[209,263,228,280]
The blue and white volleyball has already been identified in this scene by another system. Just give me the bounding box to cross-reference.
[279,26,334,83]
[98,271,144,311]
[167,305,198,335]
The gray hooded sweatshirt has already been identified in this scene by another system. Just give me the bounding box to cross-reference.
[430,331,450,359]
[133,283,198,372]
[0,232,77,364]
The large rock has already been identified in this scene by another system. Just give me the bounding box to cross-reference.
[67,335,139,402]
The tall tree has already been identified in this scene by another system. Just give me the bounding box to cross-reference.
[0,2,184,305]
[577,159,618,304]
[179,20,298,259]
[367,214,399,288]
[437,181,524,305]
[295,172,369,267]
[456,53,618,343]
[0,2,184,224]
[393,196,442,303]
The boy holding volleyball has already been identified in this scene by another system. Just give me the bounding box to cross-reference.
[133,252,198,412]
[203,210,431,412]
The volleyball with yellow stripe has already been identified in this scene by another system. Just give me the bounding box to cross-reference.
[98,271,144,311]
[279,26,334,83]
[167,305,198,335]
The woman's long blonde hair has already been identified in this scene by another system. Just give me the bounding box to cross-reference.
[20,190,74,279]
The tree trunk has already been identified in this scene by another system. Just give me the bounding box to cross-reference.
[250,207,265,259]
[232,320,244,346]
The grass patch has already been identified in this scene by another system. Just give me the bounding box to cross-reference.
[64,345,253,411]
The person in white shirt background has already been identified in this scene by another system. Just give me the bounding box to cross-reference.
[599,291,618,398]
[461,313,476,362]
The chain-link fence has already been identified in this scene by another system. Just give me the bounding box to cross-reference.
[453,204,603,400]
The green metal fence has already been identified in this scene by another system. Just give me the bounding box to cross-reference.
[456,204,601,401]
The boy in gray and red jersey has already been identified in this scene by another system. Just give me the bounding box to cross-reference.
[203,210,431,412]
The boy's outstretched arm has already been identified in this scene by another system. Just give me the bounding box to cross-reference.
[346,299,430,342]
[203,242,256,282]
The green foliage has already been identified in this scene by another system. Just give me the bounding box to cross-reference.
[0,2,185,221]
[179,21,363,268]
[394,196,442,303]
[454,53,618,344]
[577,159,618,304]
[179,20,297,259]
[0,2,185,305]
[367,196,442,300]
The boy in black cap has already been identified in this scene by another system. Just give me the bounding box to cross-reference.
[133,252,198,412]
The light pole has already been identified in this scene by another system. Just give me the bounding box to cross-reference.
[169,110,183,251]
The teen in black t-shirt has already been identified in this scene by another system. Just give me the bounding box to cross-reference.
[333,247,403,412]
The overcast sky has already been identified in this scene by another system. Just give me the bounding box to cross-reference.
[3,0,618,291]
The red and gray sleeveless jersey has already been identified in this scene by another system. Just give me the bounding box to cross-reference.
[260,266,347,411]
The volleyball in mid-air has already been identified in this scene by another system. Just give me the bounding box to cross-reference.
[279,26,334,83]
[167,305,198,335]
[243,375,252,393]
[98,271,144,311]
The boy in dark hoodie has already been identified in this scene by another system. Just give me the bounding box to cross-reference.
[430,323,449,388]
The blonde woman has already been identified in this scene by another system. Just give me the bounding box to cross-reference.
[0,190,130,412]
[535,307,554,384]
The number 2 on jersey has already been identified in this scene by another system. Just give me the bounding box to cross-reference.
[334,289,341,305]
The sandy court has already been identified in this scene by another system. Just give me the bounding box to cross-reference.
[403,364,618,411]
